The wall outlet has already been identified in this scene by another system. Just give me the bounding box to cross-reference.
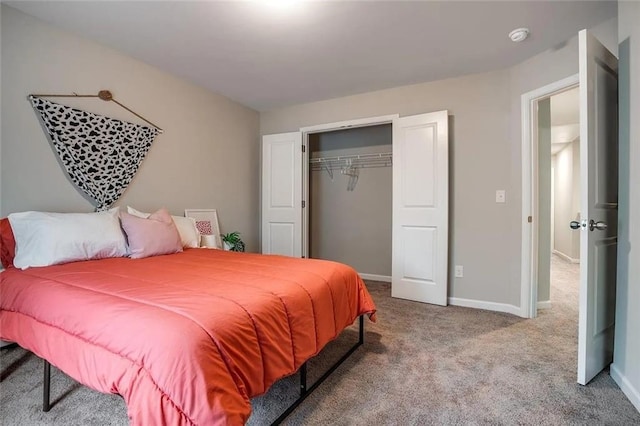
[496,190,506,203]
[455,265,464,278]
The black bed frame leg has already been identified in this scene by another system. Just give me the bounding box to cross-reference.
[269,315,366,425]
[299,363,307,396]
[43,359,51,412]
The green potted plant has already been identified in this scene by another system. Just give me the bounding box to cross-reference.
[220,231,245,252]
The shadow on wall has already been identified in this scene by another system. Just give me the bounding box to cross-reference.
[614,38,630,367]
[447,114,456,295]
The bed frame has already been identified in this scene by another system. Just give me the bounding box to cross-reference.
[41,315,365,425]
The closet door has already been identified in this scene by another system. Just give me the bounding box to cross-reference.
[392,111,449,305]
[261,132,303,257]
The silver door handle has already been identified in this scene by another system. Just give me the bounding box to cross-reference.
[589,220,607,231]
[569,221,581,230]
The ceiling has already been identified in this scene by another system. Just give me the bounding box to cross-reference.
[551,87,580,127]
[7,1,616,111]
[550,87,580,154]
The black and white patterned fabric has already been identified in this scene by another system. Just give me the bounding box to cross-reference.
[30,97,159,211]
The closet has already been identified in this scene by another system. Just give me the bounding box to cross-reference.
[262,111,449,306]
[308,125,392,280]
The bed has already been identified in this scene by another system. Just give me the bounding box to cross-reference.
[0,217,377,425]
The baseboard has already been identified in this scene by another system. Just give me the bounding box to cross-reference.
[0,340,14,348]
[537,300,552,309]
[553,250,580,264]
[448,297,521,316]
[359,273,391,283]
[610,363,640,413]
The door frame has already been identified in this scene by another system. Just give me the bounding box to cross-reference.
[299,114,399,258]
[520,74,579,318]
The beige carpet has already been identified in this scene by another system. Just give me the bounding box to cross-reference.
[1,256,639,425]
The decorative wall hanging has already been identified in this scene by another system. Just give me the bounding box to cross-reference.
[29,91,163,211]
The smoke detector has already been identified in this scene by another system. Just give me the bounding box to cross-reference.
[509,28,530,43]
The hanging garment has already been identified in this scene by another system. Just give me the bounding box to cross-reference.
[30,97,159,211]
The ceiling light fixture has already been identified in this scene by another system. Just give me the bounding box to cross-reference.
[509,27,530,43]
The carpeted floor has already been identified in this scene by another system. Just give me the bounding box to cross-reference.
[1,255,639,425]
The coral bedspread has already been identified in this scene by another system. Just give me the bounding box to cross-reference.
[0,249,376,425]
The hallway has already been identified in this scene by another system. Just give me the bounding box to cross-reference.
[549,253,580,314]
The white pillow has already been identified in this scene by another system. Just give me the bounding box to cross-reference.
[127,206,200,248]
[126,206,151,219]
[8,209,128,269]
[172,216,200,248]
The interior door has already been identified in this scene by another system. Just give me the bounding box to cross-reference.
[576,29,618,385]
[392,111,449,305]
[261,132,302,257]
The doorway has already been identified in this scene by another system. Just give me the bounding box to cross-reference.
[307,124,393,282]
[539,87,581,312]
[520,73,579,318]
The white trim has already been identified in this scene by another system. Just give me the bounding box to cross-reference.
[299,114,398,134]
[521,74,580,319]
[448,297,522,317]
[553,249,580,264]
[302,132,309,259]
[0,340,13,348]
[537,300,552,309]
[610,363,640,413]
[359,273,392,283]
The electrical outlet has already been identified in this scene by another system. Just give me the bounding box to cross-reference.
[455,265,464,278]
[496,190,506,203]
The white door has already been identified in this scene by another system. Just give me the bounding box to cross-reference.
[576,30,618,385]
[261,132,303,257]
[392,111,449,305]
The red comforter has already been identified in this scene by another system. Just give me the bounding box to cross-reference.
[0,249,376,425]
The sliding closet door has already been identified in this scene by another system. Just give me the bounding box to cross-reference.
[392,111,449,305]
[261,132,303,257]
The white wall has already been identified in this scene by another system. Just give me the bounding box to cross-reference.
[612,0,640,413]
[538,98,552,303]
[0,6,260,250]
[553,141,580,261]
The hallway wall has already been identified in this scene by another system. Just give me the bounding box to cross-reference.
[552,140,580,261]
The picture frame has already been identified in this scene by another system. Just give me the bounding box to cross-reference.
[184,209,221,248]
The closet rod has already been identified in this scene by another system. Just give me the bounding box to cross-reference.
[310,163,391,171]
[309,152,392,164]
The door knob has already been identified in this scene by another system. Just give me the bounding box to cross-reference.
[589,220,607,231]
[569,221,581,230]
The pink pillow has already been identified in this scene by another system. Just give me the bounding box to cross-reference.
[120,208,182,259]
[1,218,16,269]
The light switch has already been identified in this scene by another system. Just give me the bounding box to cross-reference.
[496,190,506,203]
